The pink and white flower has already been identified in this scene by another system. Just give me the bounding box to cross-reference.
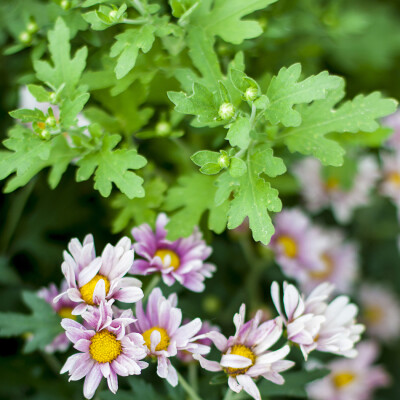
[293,157,379,223]
[359,283,400,342]
[269,209,330,281]
[307,341,390,400]
[37,281,76,353]
[131,287,209,386]
[60,301,148,399]
[383,110,400,151]
[194,305,294,400]
[380,151,400,205]
[299,229,359,295]
[55,235,143,315]
[131,213,216,292]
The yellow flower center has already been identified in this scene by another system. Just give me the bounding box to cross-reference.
[154,249,180,270]
[142,326,170,351]
[387,172,400,187]
[89,330,122,363]
[80,274,110,305]
[224,345,256,377]
[277,236,298,258]
[58,307,76,320]
[364,305,383,324]
[309,253,334,279]
[333,371,355,388]
[325,177,340,191]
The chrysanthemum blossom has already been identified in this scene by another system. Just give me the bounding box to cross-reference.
[380,151,400,205]
[359,283,400,342]
[61,301,148,399]
[269,209,330,281]
[271,281,327,359]
[307,341,390,400]
[383,109,400,151]
[37,281,76,353]
[55,235,143,315]
[293,157,379,223]
[131,287,208,386]
[299,229,359,295]
[130,213,216,292]
[194,304,294,400]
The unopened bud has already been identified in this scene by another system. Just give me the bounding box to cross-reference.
[218,154,230,169]
[244,87,258,102]
[40,129,51,140]
[155,121,171,135]
[109,10,118,21]
[26,21,38,34]
[60,0,70,10]
[45,116,57,127]
[19,31,31,44]
[49,93,57,103]
[218,102,235,120]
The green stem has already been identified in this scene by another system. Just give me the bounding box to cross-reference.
[123,18,148,25]
[143,274,161,301]
[223,388,236,400]
[177,370,203,400]
[0,179,35,254]
[188,362,199,394]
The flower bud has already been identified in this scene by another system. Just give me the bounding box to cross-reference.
[45,116,57,127]
[218,154,230,169]
[26,21,38,34]
[244,86,258,102]
[60,0,70,10]
[155,121,171,136]
[40,129,51,140]
[109,10,118,22]
[218,102,235,120]
[49,93,57,103]
[18,31,31,44]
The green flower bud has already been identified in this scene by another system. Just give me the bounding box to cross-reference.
[218,102,235,120]
[40,129,51,140]
[18,31,31,44]
[26,21,38,34]
[218,154,230,169]
[45,116,57,127]
[155,121,171,136]
[109,10,118,22]
[60,0,70,10]
[49,93,57,103]
[244,87,258,102]
[202,295,221,314]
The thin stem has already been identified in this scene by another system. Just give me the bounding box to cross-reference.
[223,388,235,400]
[249,104,257,128]
[177,370,203,400]
[188,362,199,394]
[131,0,146,15]
[143,274,161,301]
[0,179,35,254]
[123,18,148,25]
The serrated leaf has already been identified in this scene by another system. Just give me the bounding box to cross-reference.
[33,18,87,95]
[226,117,251,149]
[9,108,45,123]
[164,173,221,239]
[229,157,246,177]
[283,84,398,165]
[0,291,63,353]
[110,26,156,79]
[60,92,90,128]
[76,134,147,198]
[216,143,286,244]
[27,84,51,103]
[265,63,342,127]
[111,177,167,233]
[191,0,278,44]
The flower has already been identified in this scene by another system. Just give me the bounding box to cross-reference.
[269,209,330,283]
[131,287,208,386]
[55,235,143,315]
[61,301,148,399]
[37,281,76,353]
[293,157,379,223]
[359,283,400,342]
[272,282,364,359]
[194,305,294,400]
[130,213,216,292]
[307,341,390,400]
[380,151,400,205]
[383,110,400,151]
[177,320,220,363]
[299,229,359,295]
[271,281,327,359]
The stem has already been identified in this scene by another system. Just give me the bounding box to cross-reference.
[249,104,257,128]
[0,179,35,254]
[177,370,203,400]
[223,388,235,400]
[123,18,148,25]
[41,351,61,376]
[143,274,161,301]
[188,362,199,394]
[131,0,146,15]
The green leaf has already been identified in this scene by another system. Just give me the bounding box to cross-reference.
[229,157,247,177]
[9,109,45,123]
[60,92,90,128]
[283,84,398,166]
[190,0,278,44]
[265,63,342,127]
[216,143,286,244]
[259,369,330,398]
[226,117,251,149]
[191,150,220,166]
[110,25,156,79]
[111,177,167,233]
[27,84,51,103]
[76,134,147,198]
[164,173,219,239]
[33,18,87,95]
[0,291,63,353]
[200,163,222,175]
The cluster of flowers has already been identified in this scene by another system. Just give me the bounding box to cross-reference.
[36,212,389,400]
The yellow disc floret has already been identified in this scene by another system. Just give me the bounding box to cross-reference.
[364,305,383,324]
[89,330,122,363]
[58,307,76,320]
[224,345,256,377]
[142,326,170,351]
[387,172,400,187]
[325,177,340,191]
[309,253,334,279]
[154,249,180,270]
[333,371,355,388]
[277,236,298,258]
[80,274,110,305]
